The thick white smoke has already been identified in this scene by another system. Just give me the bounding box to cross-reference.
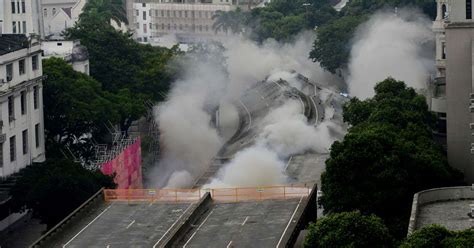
[206,99,339,188]
[151,32,342,188]
[347,9,435,99]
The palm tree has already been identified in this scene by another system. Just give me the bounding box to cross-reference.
[212,8,246,34]
[83,0,128,25]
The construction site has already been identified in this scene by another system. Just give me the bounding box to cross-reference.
[29,72,347,247]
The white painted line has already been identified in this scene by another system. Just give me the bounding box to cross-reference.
[106,245,110,248]
[153,203,194,248]
[284,156,293,171]
[276,197,304,248]
[226,240,233,248]
[63,204,113,247]
[183,210,215,248]
[239,100,252,131]
[241,216,249,226]
[126,220,136,229]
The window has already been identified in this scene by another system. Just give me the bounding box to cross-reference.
[143,37,148,42]
[149,23,152,29]
[19,59,25,75]
[52,8,56,15]
[22,130,27,155]
[162,23,165,30]
[143,23,147,33]
[0,143,3,168]
[442,42,446,59]
[142,2,146,7]
[6,63,13,81]
[33,86,38,109]
[21,0,25,13]
[10,136,15,162]
[149,9,152,16]
[32,55,38,70]
[35,124,40,148]
[155,10,158,16]
[185,10,188,18]
[17,21,21,33]
[43,8,47,17]
[468,0,472,20]
[161,10,164,17]
[11,0,15,14]
[143,11,146,20]
[167,10,170,17]
[17,1,19,13]
[12,22,16,33]
[8,96,14,121]
[135,9,138,16]
[20,90,26,115]
[442,4,447,19]
[22,21,26,34]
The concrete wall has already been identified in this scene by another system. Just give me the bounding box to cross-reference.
[407,186,474,235]
[445,23,474,183]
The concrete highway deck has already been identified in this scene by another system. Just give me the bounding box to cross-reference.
[177,198,303,247]
[44,202,194,248]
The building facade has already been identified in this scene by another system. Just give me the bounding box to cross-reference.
[42,40,90,75]
[0,34,46,178]
[130,0,263,45]
[0,0,44,36]
[41,0,86,37]
[433,0,474,182]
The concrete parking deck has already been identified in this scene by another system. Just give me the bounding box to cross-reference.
[416,200,472,231]
[177,198,304,248]
[43,202,194,248]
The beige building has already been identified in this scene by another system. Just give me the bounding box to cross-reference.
[129,0,263,44]
[433,0,474,182]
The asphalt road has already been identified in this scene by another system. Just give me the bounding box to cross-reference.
[178,198,303,248]
[60,202,194,248]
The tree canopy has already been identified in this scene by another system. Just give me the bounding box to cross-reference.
[321,78,463,238]
[9,159,115,228]
[401,225,474,248]
[64,0,178,134]
[310,0,436,72]
[304,211,394,248]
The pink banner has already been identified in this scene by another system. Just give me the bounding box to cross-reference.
[101,138,143,189]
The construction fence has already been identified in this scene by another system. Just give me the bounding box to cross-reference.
[104,186,312,203]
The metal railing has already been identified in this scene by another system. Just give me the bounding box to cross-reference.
[103,186,312,203]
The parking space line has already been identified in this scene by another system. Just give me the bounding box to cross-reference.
[241,216,249,226]
[226,240,233,248]
[126,220,136,229]
[276,197,304,248]
[152,203,194,248]
[63,204,113,247]
[182,209,215,248]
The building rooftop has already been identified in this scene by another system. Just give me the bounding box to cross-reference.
[0,34,29,56]
[408,186,474,235]
[416,200,473,231]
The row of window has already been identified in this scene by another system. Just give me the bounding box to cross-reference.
[142,22,215,33]
[7,87,40,122]
[10,0,26,14]
[43,8,57,18]
[11,21,27,34]
[5,55,39,82]
[7,124,41,164]
[138,9,216,20]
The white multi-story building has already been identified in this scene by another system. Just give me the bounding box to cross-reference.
[0,34,46,178]
[430,0,474,182]
[41,0,86,37]
[42,40,90,75]
[130,0,263,45]
[0,0,44,36]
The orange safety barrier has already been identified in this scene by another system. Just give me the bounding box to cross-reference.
[103,186,312,203]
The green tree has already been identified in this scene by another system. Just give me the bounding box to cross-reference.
[65,5,177,133]
[309,14,366,73]
[304,211,393,248]
[401,225,474,248]
[310,0,436,73]
[321,78,463,238]
[82,0,128,25]
[212,8,247,34]
[9,159,115,228]
[42,57,119,159]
